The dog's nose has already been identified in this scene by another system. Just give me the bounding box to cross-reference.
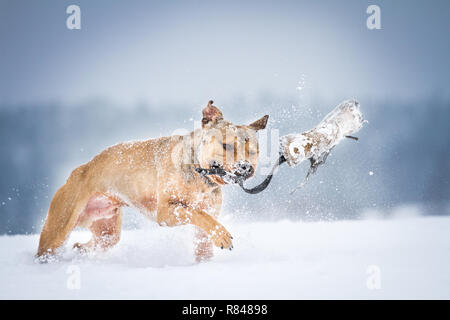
[235,161,254,179]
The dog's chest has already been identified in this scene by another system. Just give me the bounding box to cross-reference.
[189,186,221,212]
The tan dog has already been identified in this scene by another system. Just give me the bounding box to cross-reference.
[37,101,268,262]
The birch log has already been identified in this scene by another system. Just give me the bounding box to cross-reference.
[280,99,364,167]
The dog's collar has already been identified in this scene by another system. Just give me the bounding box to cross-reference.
[192,165,218,187]
[180,163,218,187]
[186,138,219,187]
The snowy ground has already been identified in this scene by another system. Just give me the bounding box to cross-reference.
[1,216,449,299]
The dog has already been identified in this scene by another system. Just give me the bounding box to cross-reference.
[37,100,268,262]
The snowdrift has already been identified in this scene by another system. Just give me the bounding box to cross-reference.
[1,216,449,299]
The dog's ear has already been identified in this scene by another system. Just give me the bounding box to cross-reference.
[248,115,269,131]
[202,100,223,128]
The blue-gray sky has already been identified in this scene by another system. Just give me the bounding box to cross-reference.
[1,0,449,106]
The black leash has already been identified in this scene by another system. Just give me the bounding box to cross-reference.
[238,155,286,194]
[194,167,227,177]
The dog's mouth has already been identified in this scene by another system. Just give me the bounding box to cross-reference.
[195,162,252,185]
[196,156,286,194]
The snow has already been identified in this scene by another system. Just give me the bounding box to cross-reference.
[1,216,449,299]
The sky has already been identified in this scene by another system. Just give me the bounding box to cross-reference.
[1,0,449,106]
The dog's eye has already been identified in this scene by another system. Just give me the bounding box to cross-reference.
[222,143,233,151]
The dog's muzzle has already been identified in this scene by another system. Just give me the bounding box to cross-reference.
[195,161,254,184]
[195,155,287,194]
[232,161,254,180]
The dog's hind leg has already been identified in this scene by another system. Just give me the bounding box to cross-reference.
[73,197,124,252]
[194,227,213,263]
[37,183,89,260]
[88,207,123,250]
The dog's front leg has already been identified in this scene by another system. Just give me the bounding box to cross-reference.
[194,228,213,262]
[157,202,233,250]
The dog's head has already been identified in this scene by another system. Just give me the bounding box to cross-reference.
[198,100,268,185]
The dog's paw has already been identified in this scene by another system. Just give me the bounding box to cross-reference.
[209,225,233,250]
[72,241,91,254]
[34,251,59,264]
